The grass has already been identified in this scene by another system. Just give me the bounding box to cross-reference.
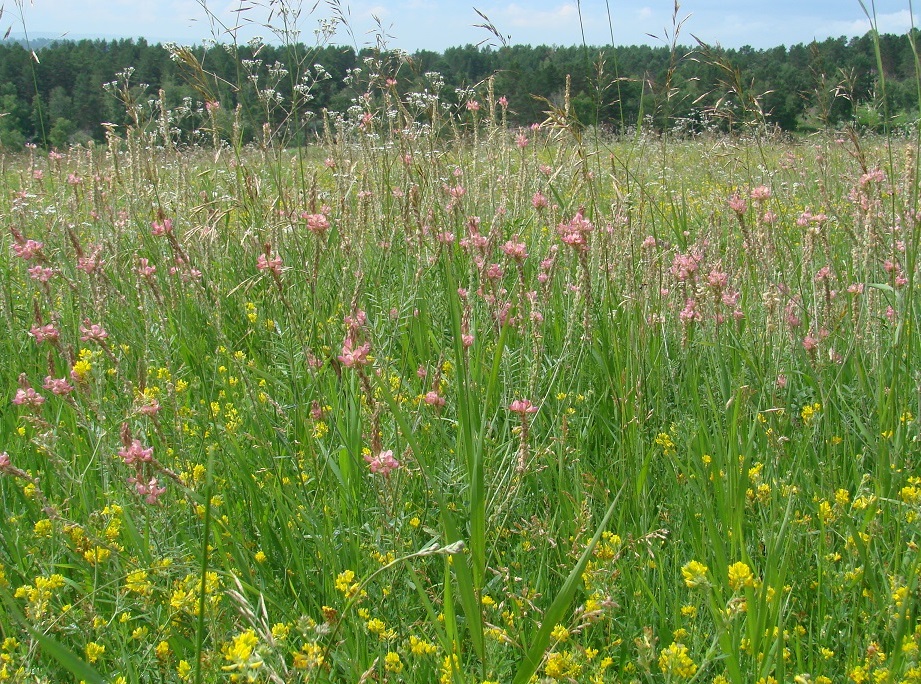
[1,50,921,684]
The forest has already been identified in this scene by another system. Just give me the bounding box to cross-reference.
[0,30,920,149]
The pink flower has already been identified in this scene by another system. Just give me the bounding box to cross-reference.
[43,376,74,396]
[509,399,538,415]
[118,439,154,465]
[364,449,401,476]
[80,319,109,343]
[501,240,528,261]
[27,265,54,282]
[423,391,446,408]
[750,185,771,201]
[498,96,508,107]
[12,239,43,260]
[136,258,157,278]
[13,387,45,407]
[150,219,173,236]
[814,266,831,282]
[728,194,747,215]
[462,334,475,348]
[465,99,480,112]
[679,298,702,324]
[138,399,161,416]
[516,134,529,149]
[30,323,60,344]
[256,252,283,276]
[802,334,818,353]
[0,452,10,470]
[130,476,166,504]
[338,336,371,368]
[302,212,330,236]
[532,192,548,210]
[556,210,594,253]
[707,268,728,291]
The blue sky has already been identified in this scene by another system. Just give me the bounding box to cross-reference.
[6,0,918,50]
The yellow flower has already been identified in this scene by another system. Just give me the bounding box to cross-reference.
[222,630,262,676]
[254,551,267,563]
[550,624,570,642]
[681,560,709,588]
[728,561,754,591]
[409,635,438,656]
[658,642,697,679]
[85,642,105,663]
[545,651,582,680]
[384,651,403,673]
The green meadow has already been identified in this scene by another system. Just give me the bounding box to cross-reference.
[2,11,921,684]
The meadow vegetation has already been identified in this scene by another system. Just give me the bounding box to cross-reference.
[2,6,921,684]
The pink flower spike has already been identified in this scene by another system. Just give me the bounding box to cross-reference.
[509,399,538,415]
[150,219,173,236]
[423,391,446,408]
[80,319,109,343]
[501,240,528,261]
[118,439,154,465]
[364,449,401,476]
[30,323,60,344]
[0,452,10,470]
[13,387,45,407]
[728,194,747,215]
[12,239,44,260]
[43,376,74,396]
[256,252,283,276]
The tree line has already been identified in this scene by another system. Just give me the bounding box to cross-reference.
[0,30,919,149]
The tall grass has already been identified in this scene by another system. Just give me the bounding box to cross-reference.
[2,4,921,684]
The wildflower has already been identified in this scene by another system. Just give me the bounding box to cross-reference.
[129,476,167,504]
[85,642,105,663]
[728,561,754,590]
[384,651,403,673]
[516,133,529,148]
[423,391,446,408]
[29,323,59,343]
[43,376,74,396]
[256,252,283,277]
[556,209,593,252]
[658,642,697,679]
[364,449,401,476]
[119,439,153,465]
[12,239,43,260]
[12,387,45,407]
[27,265,54,282]
[550,624,570,642]
[466,99,480,111]
[750,185,772,201]
[509,399,538,415]
[150,219,173,236]
[222,629,263,678]
[545,651,582,680]
[79,320,109,344]
[501,239,528,261]
[681,560,708,588]
[728,194,748,214]
[338,336,371,368]
[136,258,157,278]
[302,212,330,236]
[532,191,548,209]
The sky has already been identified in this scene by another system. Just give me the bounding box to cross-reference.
[4,0,918,51]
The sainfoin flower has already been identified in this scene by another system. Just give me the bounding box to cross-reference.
[80,319,109,343]
[118,439,154,465]
[364,449,401,475]
[509,399,538,415]
[129,476,166,504]
[30,323,59,344]
[12,387,45,407]
[256,252,283,276]
[43,376,74,396]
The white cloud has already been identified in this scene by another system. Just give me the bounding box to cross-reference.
[637,7,653,20]
[823,9,914,39]
[500,3,580,29]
